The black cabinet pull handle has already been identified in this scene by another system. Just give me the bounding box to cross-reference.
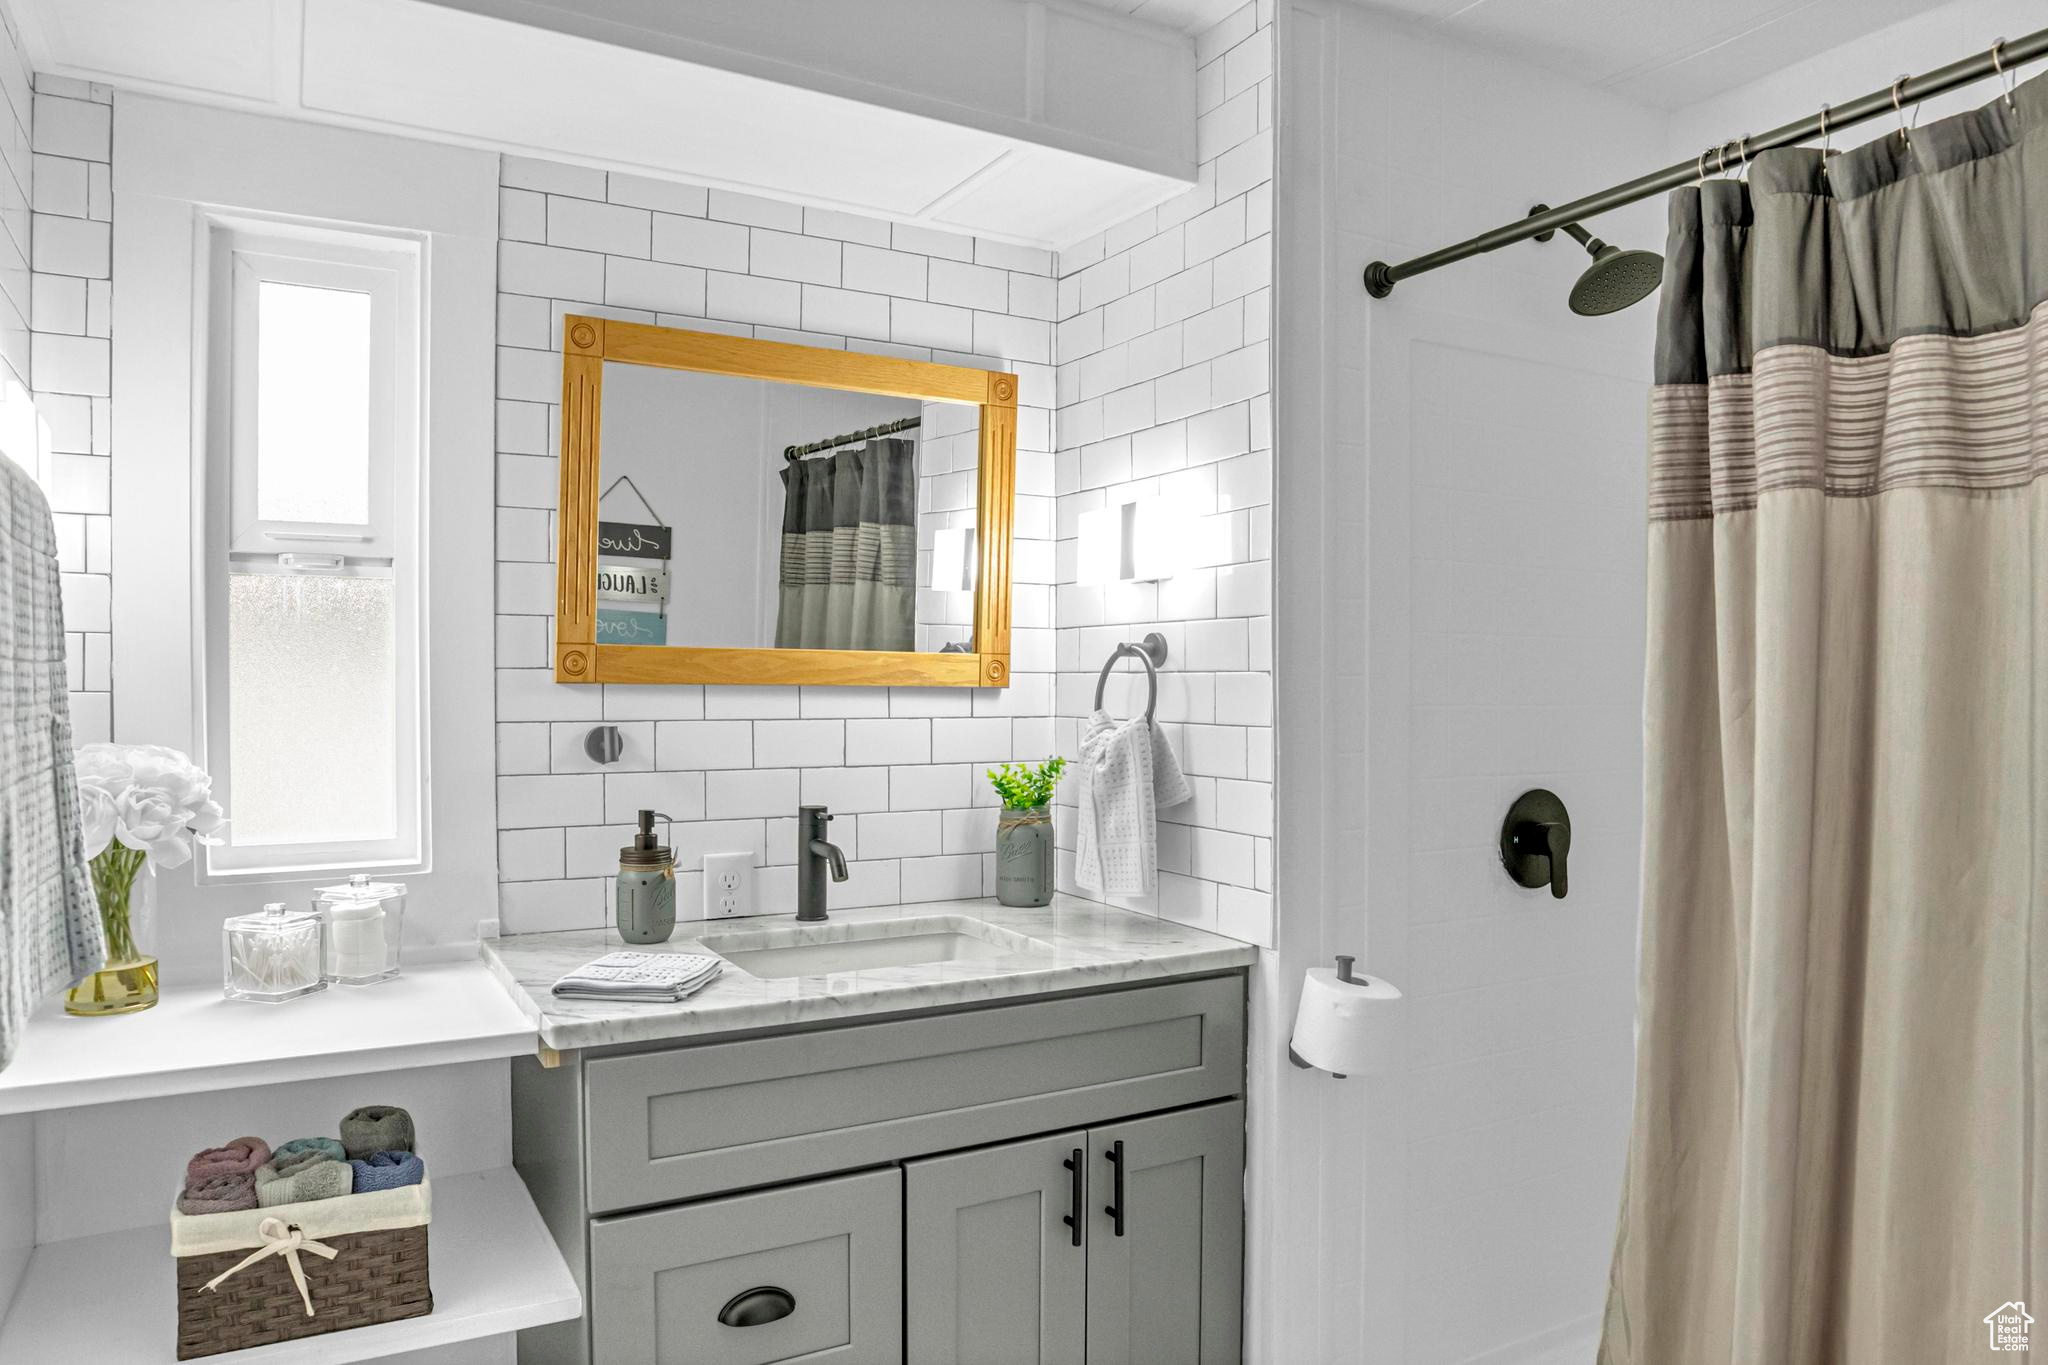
[1103,1139,1125,1236]
[718,1286,796,1327]
[1062,1147,1083,1247]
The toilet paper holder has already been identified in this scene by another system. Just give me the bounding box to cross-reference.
[1290,954,1368,1077]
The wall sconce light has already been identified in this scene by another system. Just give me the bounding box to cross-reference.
[1078,497,1186,584]
[929,525,977,593]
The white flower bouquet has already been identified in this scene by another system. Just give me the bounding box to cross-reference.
[74,743,227,963]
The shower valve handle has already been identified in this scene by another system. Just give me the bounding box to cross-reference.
[1500,789,1571,900]
[1536,822,1569,899]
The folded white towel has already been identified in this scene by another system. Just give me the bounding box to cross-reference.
[552,951,722,1003]
[1074,711,1192,897]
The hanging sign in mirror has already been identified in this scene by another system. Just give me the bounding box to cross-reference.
[595,477,672,646]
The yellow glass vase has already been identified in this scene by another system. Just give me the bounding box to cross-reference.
[65,845,159,1015]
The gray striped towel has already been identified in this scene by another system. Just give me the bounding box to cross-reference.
[0,451,106,1069]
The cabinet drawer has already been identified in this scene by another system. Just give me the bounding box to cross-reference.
[586,974,1244,1212]
[589,1167,902,1365]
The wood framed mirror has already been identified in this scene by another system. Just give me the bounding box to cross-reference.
[554,316,1018,687]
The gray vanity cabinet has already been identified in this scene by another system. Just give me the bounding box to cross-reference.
[514,973,1248,1365]
[1085,1101,1245,1365]
[588,1167,902,1364]
[905,1131,1090,1364]
[905,1100,1244,1365]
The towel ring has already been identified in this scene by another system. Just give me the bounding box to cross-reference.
[1094,632,1168,725]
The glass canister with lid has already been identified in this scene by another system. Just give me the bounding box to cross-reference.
[311,873,408,985]
[222,902,328,1003]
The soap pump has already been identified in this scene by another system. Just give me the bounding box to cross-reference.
[617,810,676,944]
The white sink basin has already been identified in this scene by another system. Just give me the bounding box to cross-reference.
[699,914,1058,980]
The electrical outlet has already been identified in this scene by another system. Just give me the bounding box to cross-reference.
[703,853,754,919]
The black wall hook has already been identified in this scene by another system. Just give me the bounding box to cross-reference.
[1500,789,1571,899]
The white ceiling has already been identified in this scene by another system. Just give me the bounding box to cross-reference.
[12,0,1194,249]
[1069,0,1945,107]
[1343,0,1943,109]
[1066,0,1249,35]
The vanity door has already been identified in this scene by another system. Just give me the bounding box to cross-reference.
[905,1130,1088,1365]
[1085,1100,1245,1365]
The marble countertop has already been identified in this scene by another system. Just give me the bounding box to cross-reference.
[480,894,1261,1050]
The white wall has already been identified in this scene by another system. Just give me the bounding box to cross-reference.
[1051,0,1275,945]
[490,156,1062,934]
[111,95,501,980]
[1267,3,1665,1361]
[0,3,25,398]
[24,72,111,745]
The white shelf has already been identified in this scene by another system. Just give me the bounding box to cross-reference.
[0,1167,580,1363]
[0,958,538,1116]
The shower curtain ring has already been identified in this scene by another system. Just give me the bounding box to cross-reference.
[1991,38,2017,110]
[1890,73,1918,148]
[1818,103,1831,174]
[1716,141,1729,176]
[1736,134,1752,179]
[1696,147,1710,186]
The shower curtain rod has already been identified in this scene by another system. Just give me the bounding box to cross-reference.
[781,416,922,461]
[1362,25,2048,300]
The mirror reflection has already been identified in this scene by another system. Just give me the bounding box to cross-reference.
[596,361,981,653]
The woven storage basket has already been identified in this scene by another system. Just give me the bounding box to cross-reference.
[171,1180,432,1359]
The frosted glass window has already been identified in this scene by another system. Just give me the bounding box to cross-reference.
[227,573,397,846]
[256,281,372,525]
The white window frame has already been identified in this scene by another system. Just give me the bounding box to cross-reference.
[200,218,425,878]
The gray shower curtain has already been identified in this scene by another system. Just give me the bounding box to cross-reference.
[775,438,918,651]
[1601,73,2048,1364]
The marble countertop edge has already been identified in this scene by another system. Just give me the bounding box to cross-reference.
[479,894,1261,1051]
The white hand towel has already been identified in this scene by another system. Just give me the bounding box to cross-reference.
[1075,711,1192,897]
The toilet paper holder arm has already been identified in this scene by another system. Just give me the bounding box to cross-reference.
[1289,954,1369,1076]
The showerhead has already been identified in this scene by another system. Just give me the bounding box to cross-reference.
[1530,204,1664,316]
[1569,246,1665,316]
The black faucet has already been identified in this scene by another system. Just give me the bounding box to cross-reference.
[797,804,849,921]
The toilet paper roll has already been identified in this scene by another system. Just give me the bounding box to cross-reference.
[1289,966,1404,1076]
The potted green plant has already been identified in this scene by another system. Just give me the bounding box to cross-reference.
[987,758,1066,907]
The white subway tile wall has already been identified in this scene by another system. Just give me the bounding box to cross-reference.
[25,67,111,743]
[1051,2,1273,947]
[493,155,1060,933]
[45,9,1274,947]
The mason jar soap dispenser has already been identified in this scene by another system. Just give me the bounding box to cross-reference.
[617,810,676,944]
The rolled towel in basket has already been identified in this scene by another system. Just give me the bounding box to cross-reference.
[184,1136,271,1187]
[255,1153,353,1207]
[272,1136,345,1170]
[177,1172,258,1215]
[349,1150,425,1192]
[340,1105,414,1159]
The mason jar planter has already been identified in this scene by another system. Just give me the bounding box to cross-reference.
[995,804,1055,907]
